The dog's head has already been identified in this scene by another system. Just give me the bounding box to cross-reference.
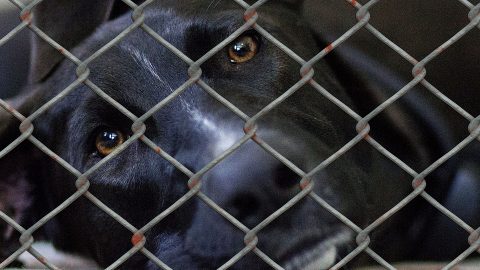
[0,0,451,269]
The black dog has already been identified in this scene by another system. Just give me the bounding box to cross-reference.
[1,0,479,269]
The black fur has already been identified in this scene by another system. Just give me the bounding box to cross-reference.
[1,1,478,269]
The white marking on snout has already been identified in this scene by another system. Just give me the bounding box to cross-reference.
[189,108,240,156]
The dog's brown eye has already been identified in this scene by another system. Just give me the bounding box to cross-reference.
[95,129,125,156]
[228,35,259,63]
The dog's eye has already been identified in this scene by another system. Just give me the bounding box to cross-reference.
[228,34,259,63]
[95,129,126,157]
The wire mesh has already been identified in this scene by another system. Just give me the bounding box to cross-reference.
[0,0,479,269]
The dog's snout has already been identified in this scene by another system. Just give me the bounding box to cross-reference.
[227,193,261,226]
[206,141,303,227]
[273,164,300,190]
[225,163,300,226]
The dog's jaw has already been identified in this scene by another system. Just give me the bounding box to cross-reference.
[281,228,352,270]
[285,246,336,270]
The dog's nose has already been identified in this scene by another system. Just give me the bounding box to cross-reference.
[205,141,303,228]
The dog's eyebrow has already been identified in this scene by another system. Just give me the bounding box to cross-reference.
[120,45,215,130]
[122,45,166,86]
[120,45,192,108]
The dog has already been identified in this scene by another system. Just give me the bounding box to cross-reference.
[1,0,479,269]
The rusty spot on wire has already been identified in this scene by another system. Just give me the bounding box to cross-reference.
[325,43,334,53]
[131,232,145,246]
[299,177,312,190]
[19,120,32,133]
[20,11,31,22]
[188,178,200,189]
[412,178,425,189]
[300,67,312,78]
[38,256,47,264]
[243,9,257,22]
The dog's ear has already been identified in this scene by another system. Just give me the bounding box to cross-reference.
[30,0,115,82]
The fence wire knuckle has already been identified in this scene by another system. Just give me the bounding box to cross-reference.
[0,0,479,269]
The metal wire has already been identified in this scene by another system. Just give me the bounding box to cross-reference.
[0,0,479,269]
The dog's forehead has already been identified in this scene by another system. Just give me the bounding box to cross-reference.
[59,1,327,134]
[139,3,304,42]
[82,8,303,103]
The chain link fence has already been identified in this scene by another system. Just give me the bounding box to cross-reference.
[0,0,479,269]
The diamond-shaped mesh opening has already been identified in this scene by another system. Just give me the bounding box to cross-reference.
[201,140,303,218]
[368,0,472,56]
[426,29,480,117]
[416,202,474,261]
[183,196,252,269]
[257,88,358,163]
[364,84,471,171]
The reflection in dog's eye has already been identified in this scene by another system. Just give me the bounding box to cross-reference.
[95,129,126,157]
[228,34,259,63]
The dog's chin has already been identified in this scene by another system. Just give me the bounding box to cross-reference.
[279,227,352,270]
